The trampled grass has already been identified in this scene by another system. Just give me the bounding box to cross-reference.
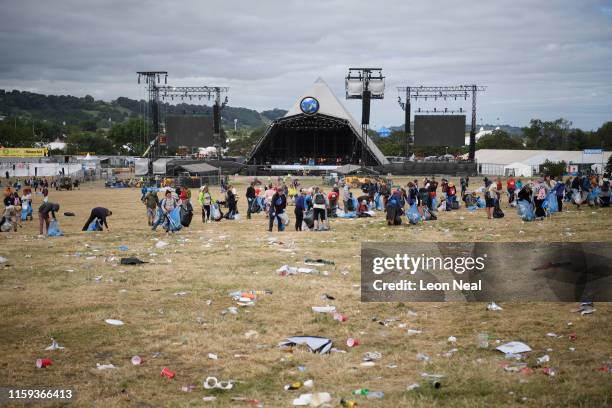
[0,176,610,407]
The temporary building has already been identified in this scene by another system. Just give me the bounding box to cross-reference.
[503,162,533,177]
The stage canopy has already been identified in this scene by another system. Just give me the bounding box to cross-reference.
[247,78,388,166]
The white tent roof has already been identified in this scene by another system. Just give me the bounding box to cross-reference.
[476,149,610,165]
[284,78,389,165]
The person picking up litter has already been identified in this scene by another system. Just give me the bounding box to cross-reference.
[38,201,59,236]
[81,207,112,231]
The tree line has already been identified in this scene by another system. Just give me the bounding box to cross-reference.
[372,119,612,157]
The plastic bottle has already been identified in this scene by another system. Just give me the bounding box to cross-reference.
[366,391,384,399]
[476,332,489,349]
[352,389,369,396]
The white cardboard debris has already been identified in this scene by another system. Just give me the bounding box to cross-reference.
[45,338,65,351]
[311,306,336,313]
[105,319,124,326]
[155,240,169,248]
[292,392,332,407]
[496,341,532,354]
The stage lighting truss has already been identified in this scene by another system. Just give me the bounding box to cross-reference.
[414,107,465,114]
[345,68,385,99]
[397,85,486,103]
[397,84,486,161]
[157,86,230,103]
[137,71,168,85]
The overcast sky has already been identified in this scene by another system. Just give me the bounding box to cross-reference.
[1,0,611,130]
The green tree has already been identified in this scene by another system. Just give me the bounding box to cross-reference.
[66,131,116,155]
[226,127,266,156]
[595,122,612,150]
[373,130,405,156]
[523,118,572,150]
[108,117,146,154]
[476,129,524,149]
[541,160,567,177]
[79,119,97,132]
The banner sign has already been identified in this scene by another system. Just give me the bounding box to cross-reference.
[0,148,48,157]
[583,149,603,155]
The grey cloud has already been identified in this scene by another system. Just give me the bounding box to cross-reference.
[0,0,610,129]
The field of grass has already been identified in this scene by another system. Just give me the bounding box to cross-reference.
[1,176,610,407]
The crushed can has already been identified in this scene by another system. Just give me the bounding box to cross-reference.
[161,367,175,379]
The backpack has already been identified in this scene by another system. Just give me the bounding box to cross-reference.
[314,193,325,205]
[537,187,547,200]
[180,201,193,227]
[493,201,505,218]
[346,198,355,211]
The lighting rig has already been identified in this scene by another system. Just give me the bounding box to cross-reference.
[345,68,385,167]
[397,85,486,160]
[157,86,230,159]
[136,71,168,177]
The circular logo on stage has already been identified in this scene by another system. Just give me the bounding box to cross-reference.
[300,97,319,115]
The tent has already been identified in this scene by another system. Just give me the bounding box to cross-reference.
[176,162,219,175]
[153,158,172,175]
[247,78,389,167]
[135,158,149,176]
[503,162,532,177]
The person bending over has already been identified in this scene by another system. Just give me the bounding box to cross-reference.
[82,207,112,231]
[38,202,59,236]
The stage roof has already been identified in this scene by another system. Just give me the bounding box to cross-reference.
[285,78,388,165]
[249,78,389,166]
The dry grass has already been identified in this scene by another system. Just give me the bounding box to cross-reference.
[0,176,610,407]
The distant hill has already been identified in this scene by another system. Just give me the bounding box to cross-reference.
[260,109,288,123]
[0,89,282,129]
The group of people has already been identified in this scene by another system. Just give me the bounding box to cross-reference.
[1,175,57,193]
[2,180,61,235]
[477,173,611,221]
[245,178,389,231]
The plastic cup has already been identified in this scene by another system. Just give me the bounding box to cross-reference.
[346,337,360,347]
[333,312,348,322]
[476,333,489,349]
[131,355,142,365]
[36,358,52,368]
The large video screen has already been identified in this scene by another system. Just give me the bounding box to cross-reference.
[414,115,466,147]
[166,115,221,148]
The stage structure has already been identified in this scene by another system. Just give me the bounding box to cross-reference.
[157,86,229,157]
[398,85,486,160]
[247,78,388,167]
[136,71,168,176]
[345,68,385,168]
[413,115,466,147]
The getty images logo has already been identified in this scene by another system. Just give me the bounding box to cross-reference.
[372,253,487,275]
